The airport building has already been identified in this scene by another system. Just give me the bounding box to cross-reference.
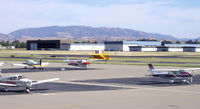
[68,43,104,51]
[26,40,200,52]
[27,40,60,50]
[104,41,161,51]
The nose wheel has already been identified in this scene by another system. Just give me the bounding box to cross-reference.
[4,88,8,92]
[25,88,30,93]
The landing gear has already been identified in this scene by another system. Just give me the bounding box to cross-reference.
[169,80,174,84]
[25,88,30,93]
[4,88,8,92]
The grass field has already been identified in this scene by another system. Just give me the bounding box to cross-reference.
[1,49,200,67]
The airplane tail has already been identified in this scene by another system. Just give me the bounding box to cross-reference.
[0,69,2,77]
[148,63,154,70]
[39,59,42,66]
[65,56,69,61]
[106,55,110,61]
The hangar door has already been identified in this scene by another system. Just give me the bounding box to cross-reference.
[30,43,38,50]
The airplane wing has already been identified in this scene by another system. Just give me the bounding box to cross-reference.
[0,83,18,87]
[184,68,200,70]
[0,62,4,67]
[12,63,29,67]
[41,62,50,66]
[152,69,180,71]
[153,68,200,71]
[31,78,59,85]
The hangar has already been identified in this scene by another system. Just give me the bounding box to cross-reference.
[104,41,161,51]
[27,40,60,50]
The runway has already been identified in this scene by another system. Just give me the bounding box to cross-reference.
[1,63,200,109]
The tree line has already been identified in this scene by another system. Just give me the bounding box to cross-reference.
[0,40,26,48]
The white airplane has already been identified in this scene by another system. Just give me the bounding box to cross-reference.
[148,63,200,84]
[0,70,59,93]
[12,59,50,69]
[65,56,90,68]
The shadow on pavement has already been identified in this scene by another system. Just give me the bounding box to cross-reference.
[0,82,125,95]
[74,74,200,87]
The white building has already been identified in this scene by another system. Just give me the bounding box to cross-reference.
[168,47,183,52]
[104,41,161,51]
[69,43,105,51]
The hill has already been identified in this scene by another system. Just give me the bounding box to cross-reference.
[0,33,14,41]
[9,26,177,41]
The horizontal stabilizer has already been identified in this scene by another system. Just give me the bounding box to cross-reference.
[12,63,29,67]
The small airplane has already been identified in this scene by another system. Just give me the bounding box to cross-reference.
[90,50,110,61]
[12,59,50,69]
[148,63,200,84]
[65,56,90,68]
[0,70,59,93]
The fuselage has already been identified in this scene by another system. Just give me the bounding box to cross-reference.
[67,60,90,67]
[151,70,193,78]
[0,75,32,88]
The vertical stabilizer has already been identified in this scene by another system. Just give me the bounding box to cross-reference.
[65,56,69,61]
[0,69,2,77]
[39,59,42,66]
[148,63,154,70]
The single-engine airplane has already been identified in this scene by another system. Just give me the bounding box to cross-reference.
[90,50,111,61]
[0,70,59,93]
[65,56,90,68]
[148,63,200,84]
[12,59,49,69]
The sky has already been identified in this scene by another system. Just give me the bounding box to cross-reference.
[0,0,200,38]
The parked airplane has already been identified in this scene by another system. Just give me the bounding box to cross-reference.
[148,63,200,84]
[90,50,111,61]
[0,71,59,93]
[12,59,49,69]
[90,54,110,61]
[65,56,90,68]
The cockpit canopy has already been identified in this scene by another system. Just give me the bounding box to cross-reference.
[25,60,38,65]
[8,75,25,80]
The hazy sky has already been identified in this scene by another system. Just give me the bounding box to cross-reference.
[0,0,200,38]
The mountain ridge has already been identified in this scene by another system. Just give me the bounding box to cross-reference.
[9,25,178,41]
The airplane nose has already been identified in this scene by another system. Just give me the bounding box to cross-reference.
[83,62,90,64]
[26,81,32,87]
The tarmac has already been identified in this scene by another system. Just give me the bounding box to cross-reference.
[1,62,200,109]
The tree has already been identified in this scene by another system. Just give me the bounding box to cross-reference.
[161,40,172,46]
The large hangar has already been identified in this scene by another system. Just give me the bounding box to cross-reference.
[104,41,161,51]
[27,40,60,50]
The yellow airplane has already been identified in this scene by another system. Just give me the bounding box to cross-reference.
[90,51,111,61]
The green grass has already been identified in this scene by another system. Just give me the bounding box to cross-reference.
[1,50,200,67]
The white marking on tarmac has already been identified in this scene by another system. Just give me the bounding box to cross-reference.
[40,93,56,96]
[57,81,200,94]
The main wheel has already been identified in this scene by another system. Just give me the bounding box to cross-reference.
[25,88,30,93]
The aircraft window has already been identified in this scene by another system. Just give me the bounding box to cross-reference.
[9,77,13,80]
[13,77,17,80]
[18,75,23,80]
